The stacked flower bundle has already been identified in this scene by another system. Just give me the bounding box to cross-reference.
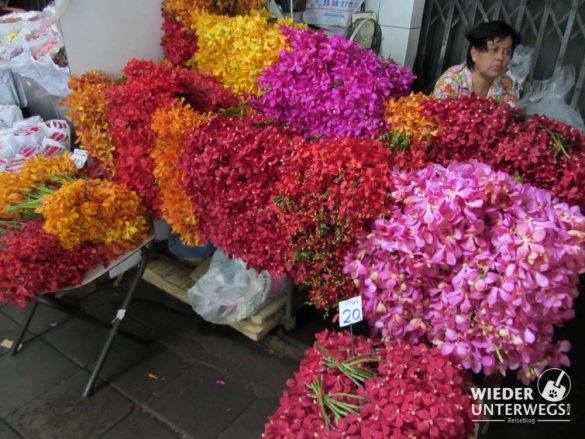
[263,330,475,438]
[0,155,150,307]
[345,161,585,382]
[187,10,300,95]
[274,137,394,309]
[63,71,116,177]
[382,92,439,169]
[254,27,415,138]
[151,101,212,246]
[422,96,585,210]
[182,114,305,275]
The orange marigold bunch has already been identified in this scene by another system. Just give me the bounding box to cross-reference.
[151,101,212,246]
[37,179,149,251]
[63,71,117,177]
[384,92,441,147]
[0,154,78,220]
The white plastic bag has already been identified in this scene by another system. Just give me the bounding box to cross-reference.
[0,104,23,128]
[519,65,585,133]
[507,45,533,87]
[188,249,292,324]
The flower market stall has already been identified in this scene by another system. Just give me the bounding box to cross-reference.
[1,0,584,434]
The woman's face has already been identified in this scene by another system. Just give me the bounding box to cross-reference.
[471,36,514,79]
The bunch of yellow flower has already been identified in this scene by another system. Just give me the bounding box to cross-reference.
[63,71,117,177]
[151,101,212,246]
[188,10,300,95]
[37,179,149,251]
[383,93,441,147]
[0,154,78,220]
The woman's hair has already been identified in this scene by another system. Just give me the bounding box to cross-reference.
[465,20,521,69]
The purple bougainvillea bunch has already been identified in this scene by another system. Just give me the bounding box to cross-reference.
[344,161,585,383]
[253,27,415,138]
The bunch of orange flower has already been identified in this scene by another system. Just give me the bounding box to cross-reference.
[63,71,117,177]
[36,179,149,251]
[163,0,210,28]
[383,92,441,147]
[0,154,78,221]
[210,0,266,15]
[151,101,212,245]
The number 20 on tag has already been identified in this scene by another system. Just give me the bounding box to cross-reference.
[338,296,363,327]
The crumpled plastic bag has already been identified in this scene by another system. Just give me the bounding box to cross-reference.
[507,45,533,87]
[188,249,292,324]
[519,65,585,133]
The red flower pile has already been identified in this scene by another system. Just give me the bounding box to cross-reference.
[274,137,393,309]
[106,60,237,214]
[0,220,109,307]
[182,115,305,275]
[263,330,475,439]
[423,95,585,210]
[161,11,198,66]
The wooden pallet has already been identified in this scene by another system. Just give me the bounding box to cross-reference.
[142,255,287,341]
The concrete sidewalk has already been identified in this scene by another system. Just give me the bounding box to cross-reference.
[0,271,583,438]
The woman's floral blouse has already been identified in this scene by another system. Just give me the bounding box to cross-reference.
[432,63,519,105]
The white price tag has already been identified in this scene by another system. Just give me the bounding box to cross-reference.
[338,296,363,327]
[70,148,88,169]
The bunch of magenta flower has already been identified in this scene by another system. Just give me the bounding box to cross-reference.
[254,27,415,138]
[345,161,585,383]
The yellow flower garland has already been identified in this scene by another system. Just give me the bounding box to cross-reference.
[188,10,301,95]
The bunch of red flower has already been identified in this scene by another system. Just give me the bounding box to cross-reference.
[161,11,198,67]
[494,114,585,208]
[106,60,237,214]
[274,137,393,310]
[263,330,475,439]
[422,95,585,209]
[0,220,109,307]
[423,95,519,164]
[182,115,305,275]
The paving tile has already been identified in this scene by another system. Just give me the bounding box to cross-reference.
[101,410,183,439]
[159,334,225,370]
[41,318,149,382]
[144,364,256,438]
[0,338,79,417]
[7,370,133,439]
[0,420,21,439]
[1,302,71,336]
[0,312,34,358]
[218,397,279,439]
[110,343,189,403]
[177,324,299,398]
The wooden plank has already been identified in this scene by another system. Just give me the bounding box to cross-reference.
[231,311,283,342]
[250,295,287,325]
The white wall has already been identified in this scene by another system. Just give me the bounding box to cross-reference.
[365,0,425,67]
[58,0,163,76]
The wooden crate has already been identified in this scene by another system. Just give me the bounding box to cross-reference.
[142,255,287,341]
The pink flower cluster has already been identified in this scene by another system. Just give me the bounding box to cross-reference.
[344,161,585,383]
[253,27,415,138]
[263,329,475,438]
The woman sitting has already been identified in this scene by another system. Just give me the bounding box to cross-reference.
[433,20,521,105]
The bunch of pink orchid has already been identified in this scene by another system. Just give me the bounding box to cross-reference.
[344,161,585,383]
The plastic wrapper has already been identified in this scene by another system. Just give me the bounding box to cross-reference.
[519,65,585,133]
[188,249,292,324]
[0,104,23,128]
